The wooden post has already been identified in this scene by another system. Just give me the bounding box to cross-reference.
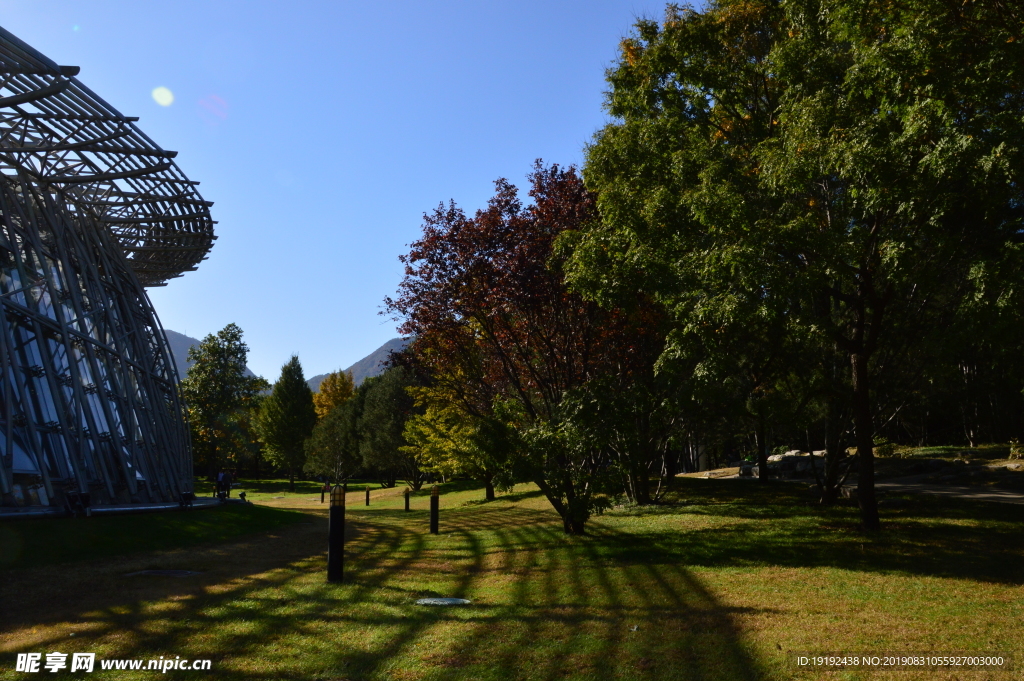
[429,485,439,534]
[327,484,346,582]
[365,486,370,506]
[404,487,410,511]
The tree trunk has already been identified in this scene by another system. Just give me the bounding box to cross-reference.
[536,477,588,535]
[289,471,295,492]
[851,352,880,531]
[485,479,495,502]
[563,515,586,535]
[755,418,769,482]
[633,467,652,505]
[818,401,845,505]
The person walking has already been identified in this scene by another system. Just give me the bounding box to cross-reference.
[223,469,233,498]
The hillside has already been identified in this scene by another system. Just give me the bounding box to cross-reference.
[164,331,408,391]
[307,337,410,391]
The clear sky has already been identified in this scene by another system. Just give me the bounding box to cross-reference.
[1,0,672,381]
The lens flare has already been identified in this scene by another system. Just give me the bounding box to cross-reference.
[198,94,228,123]
[151,86,174,107]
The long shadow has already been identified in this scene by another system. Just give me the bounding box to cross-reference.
[655,478,1024,584]
[2,498,771,680]
[418,515,766,681]
[5,475,1022,680]
[23,472,1020,679]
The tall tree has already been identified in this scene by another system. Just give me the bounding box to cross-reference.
[258,355,317,491]
[575,0,1024,530]
[179,323,268,477]
[359,366,424,489]
[388,162,666,533]
[313,370,355,419]
[304,391,364,483]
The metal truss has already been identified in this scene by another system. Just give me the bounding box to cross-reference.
[0,26,213,511]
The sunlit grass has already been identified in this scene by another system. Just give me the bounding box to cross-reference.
[1,479,1021,680]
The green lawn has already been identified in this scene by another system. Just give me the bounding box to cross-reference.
[0,503,307,570]
[1,478,1021,680]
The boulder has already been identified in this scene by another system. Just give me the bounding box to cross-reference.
[776,457,799,472]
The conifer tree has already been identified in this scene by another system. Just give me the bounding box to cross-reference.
[259,355,317,491]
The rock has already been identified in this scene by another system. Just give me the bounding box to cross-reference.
[1006,463,1024,472]
[767,454,785,462]
[739,464,754,477]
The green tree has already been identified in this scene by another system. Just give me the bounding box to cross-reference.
[575,0,1024,530]
[403,381,515,500]
[258,355,317,491]
[178,323,268,477]
[304,391,364,483]
[312,370,355,419]
[358,366,424,489]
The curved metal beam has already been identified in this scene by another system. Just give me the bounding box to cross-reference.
[0,79,70,108]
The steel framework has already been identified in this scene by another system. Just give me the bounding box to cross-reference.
[0,26,214,512]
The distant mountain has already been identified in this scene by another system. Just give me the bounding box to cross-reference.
[163,329,257,381]
[307,337,411,392]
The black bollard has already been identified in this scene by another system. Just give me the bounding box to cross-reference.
[365,486,370,506]
[327,484,346,583]
[429,485,439,534]
[404,488,410,511]
[320,483,325,504]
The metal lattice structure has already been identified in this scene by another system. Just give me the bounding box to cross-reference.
[0,26,215,513]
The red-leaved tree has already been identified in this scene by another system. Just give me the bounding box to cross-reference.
[387,162,668,533]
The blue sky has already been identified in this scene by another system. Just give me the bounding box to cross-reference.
[1,0,671,380]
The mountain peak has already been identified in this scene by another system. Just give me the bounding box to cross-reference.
[164,330,410,391]
[307,337,411,391]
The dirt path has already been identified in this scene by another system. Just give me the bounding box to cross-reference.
[874,478,1024,505]
[694,470,1024,505]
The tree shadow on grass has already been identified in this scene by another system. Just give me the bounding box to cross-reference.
[627,478,1024,585]
[2,503,771,681]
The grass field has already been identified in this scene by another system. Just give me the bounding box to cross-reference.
[0,503,307,570]
[1,478,1022,680]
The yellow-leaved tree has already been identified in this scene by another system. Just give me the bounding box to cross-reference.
[312,369,355,419]
[402,383,514,501]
